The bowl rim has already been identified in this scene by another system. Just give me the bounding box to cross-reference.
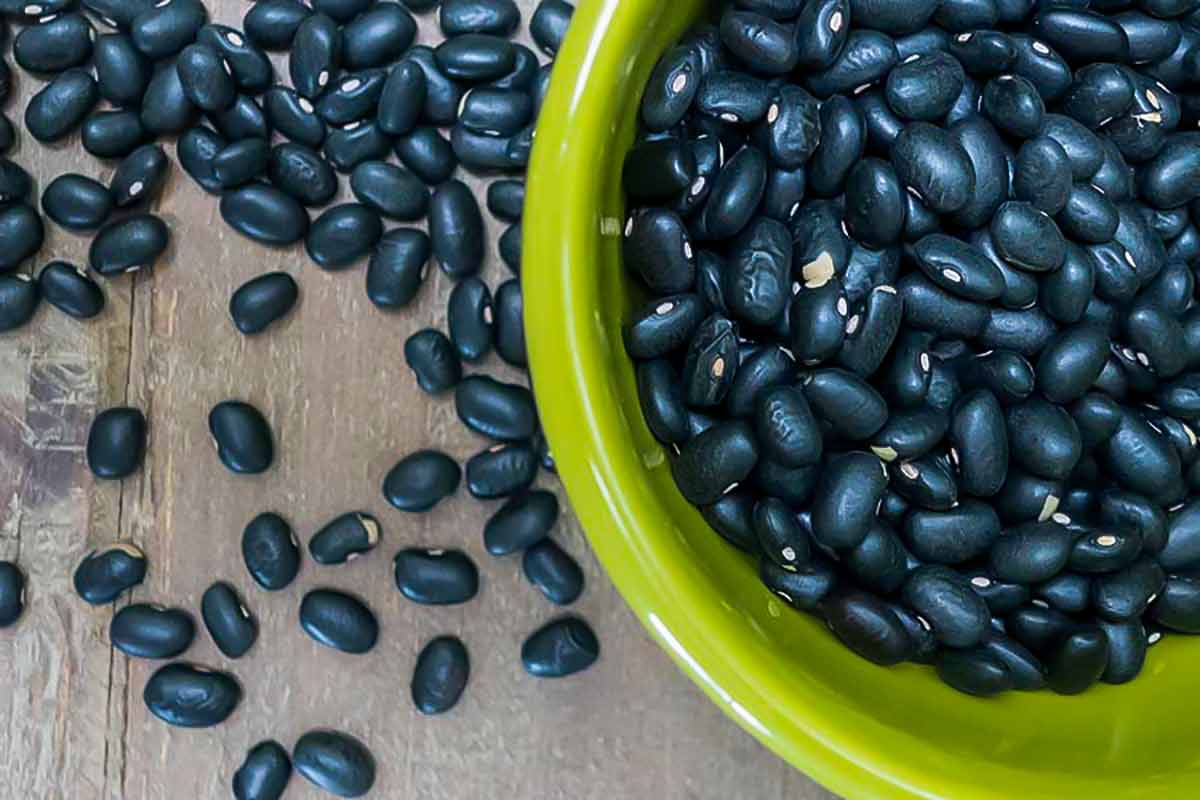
[523,2,920,797]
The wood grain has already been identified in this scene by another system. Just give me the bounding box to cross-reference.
[0,2,839,798]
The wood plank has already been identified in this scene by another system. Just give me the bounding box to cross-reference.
[0,65,135,798]
[0,1,840,797]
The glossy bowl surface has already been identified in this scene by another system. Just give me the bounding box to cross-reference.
[524,2,1200,797]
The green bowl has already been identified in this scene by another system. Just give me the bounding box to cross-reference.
[524,2,1200,797]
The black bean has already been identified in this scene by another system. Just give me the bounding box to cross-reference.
[382,450,460,514]
[1096,407,1182,505]
[1008,603,1073,656]
[1039,243,1095,325]
[73,543,146,604]
[1010,136,1072,216]
[266,143,336,207]
[948,389,1007,496]
[25,68,97,142]
[242,0,309,50]
[1007,398,1082,481]
[750,497,810,567]
[229,272,298,335]
[912,234,1004,302]
[83,110,147,159]
[305,203,383,270]
[822,589,914,666]
[143,663,240,728]
[522,615,598,678]
[264,87,326,148]
[241,512,300,591]
[802,367,889,439]
[315,69,386,126]
[176,43,236,113]
[753,385,822,468]
[623,207,694,294]
[86,406,145,479]
[309,512,379,565]
[321,119,389,172]
[465,442,537,498]
[810,452,888,549]
[987,521,1073,584]
[702,492,759,552]
[981,74,1044,139]
[891,122,974,214]
[724,346,793,421]
[110,144,168,207]
[1160,499,1200,571]
[453,375,534,443]
[443,279,492,364]
[233,741,292,800]
[937,649,1013,696]
[411,636,470,716]
[405,44,463,126]
[895,273,985,339]
[401,329,459,394]
[191,25,269,94]
[14,12,93,73]
[949,29,1016,76]
[640,44,701,133]
[393,548,478,605]
[895,27,948,60]
[885,51,965,121]
[1093,556,1166,622]
[212,95,272,141]
[1139,133,1200,210]
[298,588,378,654]
[804,29,898,98]
[982,635,1046,690]
[788,279,847,364]
[1046,626,1109,695]
[1067,525,1140,574]
[1148,576,1200,633]
[843,158,904,247]
[92,35,148,110]
[1032,9,1129,65]
[293,730,375,798]
[969,571,1030,616]
[339,2,415,69]
[130,0,205,59]
[426,180,485,280]
[201,581,257,659]
[486,180,523,223]
[289,13,341,99]
[1058,183,1119,244]
[493,278,526,367]
[176,125,225,192]
[904,500,1001,564]
[671,419,758,505]
[42,174,112,232]
[677,313,736,406]
[624,137,697,203]
[0,206,43,275]
[809,95,864,196]
[870,407,946,463]
[1096,619,1145,686]
[902,564,990,648]
[366,228,429,310]
[1033,570,1090,614]
[206,402,272,476]
[344,163,426,224]
[220,183,309,245]
[1061,63,1134,131]
[88,213,167,277]
[109,603,193,659]
[38,261,103,319]
[433,33,514,82]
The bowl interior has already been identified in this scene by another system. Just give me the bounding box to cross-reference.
[524,2,1200,797]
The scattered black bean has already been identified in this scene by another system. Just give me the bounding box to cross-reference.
[233,740,292,800]
[42,174,113,232]
[143,662,241,728]
[309,512,379,565]
[86,406,145,479]
[305,203,382,269]
[405,328,462,394]
[382,449,461,512]
[221,183,309,245]
[208,400,273,474]
[73,543,146,605]
[522,540,582,605]
[241,512,301,591]
[522,614,597,678]
[366,227,430,310]
[393,548,478,605]
[201,581,257,659]
[88,213,168,275]
[25,67,98,142]
[412,635,470,715]
[38,261,104,320]
[0,204,43,273]
[484,489,558,555]
[299,588,378,654]
[293,730,375,798]
[0,561,25,628]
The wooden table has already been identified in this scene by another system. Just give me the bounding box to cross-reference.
[0,2,838,797]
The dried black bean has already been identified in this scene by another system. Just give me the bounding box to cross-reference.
[87,406,145,479]
[92,34,148,110]
[465,442,537,498]
[493,278,526,367]
[937,649,1013,696]
[233,741,292,800]
[25,68,97,142]
[290,13,341,99]
[131,0,205,60]
[242,0,309,50]
[144,663,240,728]
[299,589,378,653]
[229,272,297,335]
[322,120,390,172]
[988,521,1073,584]
[201,581,257,659]
[886,51,964,121]
[1097,619,1146,685]
[14,13,93,74]
[393,548,478,604]
[176,125,224,192]
[522,615,598,677]
[83,110,147,159]
[811,452,888,549]
[981,74,1044,139]
[309,512,379,564]
[110,603,194,660]
[220,183,309,245]
[366,228,429,310]
[264,87,326,148]
[208,401,272,475]
[822,590,914,666]
[73,543,146,604]
[624,207,694,294]
[428,180,484,280]
[293,730,375,798]
[241,512,300,591]
[305,203,382,270]
[904,500,1001,564]
[1046,626,1109,695]
[42,174,112,232]
[412,636,470,715]
[38,261,103,319]
[902,564,990,648]
[110,144,168,207]
[382,450,461,514]
[176,43,236,113]
[1093,556,1166,622]
[266,143,336,207]
[809,95,864,196]
[804,29,898,98]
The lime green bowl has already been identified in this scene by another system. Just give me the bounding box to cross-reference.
[524,2,1200,797]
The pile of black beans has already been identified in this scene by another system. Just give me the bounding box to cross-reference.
[0,0,599,796]
[627,0,1200,697]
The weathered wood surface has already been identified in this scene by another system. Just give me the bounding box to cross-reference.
[0,2,838,798]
